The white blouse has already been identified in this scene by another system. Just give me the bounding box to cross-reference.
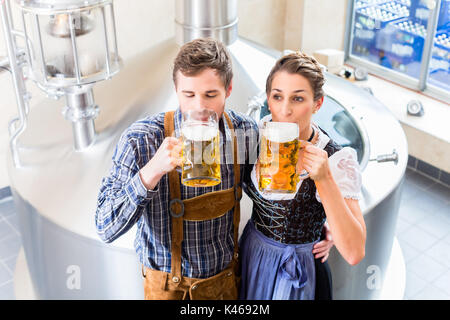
[251,115,362,202]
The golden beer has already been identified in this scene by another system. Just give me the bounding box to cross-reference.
[181,110,221,187]
[259,122,300,194]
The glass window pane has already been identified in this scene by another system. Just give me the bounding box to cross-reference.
[351,0,430,79]
[428,0,450,91]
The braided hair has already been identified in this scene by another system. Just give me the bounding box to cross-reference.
[266,51,325,101]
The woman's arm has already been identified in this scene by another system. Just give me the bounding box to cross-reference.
[302,144,366,266]
[315,173,366,265]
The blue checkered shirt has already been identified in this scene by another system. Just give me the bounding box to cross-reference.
[95,108,258,278]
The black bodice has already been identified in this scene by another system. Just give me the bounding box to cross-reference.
[243,138,342,244]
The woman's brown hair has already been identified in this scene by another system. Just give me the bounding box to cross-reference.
[266,51,325,101]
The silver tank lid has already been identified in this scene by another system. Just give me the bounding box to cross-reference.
[16,0,111,13]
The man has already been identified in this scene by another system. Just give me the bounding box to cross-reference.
[95,38,258,300]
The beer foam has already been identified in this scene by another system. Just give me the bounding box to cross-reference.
[182,124,218,141]
[263,122,298,143]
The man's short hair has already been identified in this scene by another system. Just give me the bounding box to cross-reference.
[173,38,233,89]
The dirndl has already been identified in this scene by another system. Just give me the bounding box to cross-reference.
[239,219,317,300]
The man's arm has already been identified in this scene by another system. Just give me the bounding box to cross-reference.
[95,128,182,243]
[95,131,158,243]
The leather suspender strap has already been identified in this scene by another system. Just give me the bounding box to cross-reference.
[163,110,241,283]
[164,111,183,284]
[223,112,242,262]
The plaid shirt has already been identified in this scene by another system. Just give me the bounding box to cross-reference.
[95,108,258,278]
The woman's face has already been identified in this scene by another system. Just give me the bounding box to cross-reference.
[267,71,323,132]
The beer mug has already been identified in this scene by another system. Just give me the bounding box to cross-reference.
[258,121,302,194]
[181,109,221,187]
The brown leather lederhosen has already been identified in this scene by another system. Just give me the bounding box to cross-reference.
[142,110,242,300]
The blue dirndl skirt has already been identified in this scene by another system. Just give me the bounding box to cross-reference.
[239,220,317,300]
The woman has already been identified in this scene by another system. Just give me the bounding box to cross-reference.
[239,52,366,300]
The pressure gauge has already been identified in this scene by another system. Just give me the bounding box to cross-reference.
[354,67,368,81]
[407,100,424,116]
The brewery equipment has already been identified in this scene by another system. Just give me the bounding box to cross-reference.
[0,0,121,165]
[2,0,408,299]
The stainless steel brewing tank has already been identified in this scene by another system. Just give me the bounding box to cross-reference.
[8,37,407,299]
[314,76,407,299]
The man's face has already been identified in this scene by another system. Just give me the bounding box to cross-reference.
[175,68,232,119]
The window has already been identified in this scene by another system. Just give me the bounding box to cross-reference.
[346,0,450,99]
[429,13,450,91]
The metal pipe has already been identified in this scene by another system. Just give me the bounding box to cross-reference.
[246,91,265,119]
[0,0,29,167]
[0,55,10,73]
[6,0,13,28]
[418,0,441,91]
[175,0,238,46]
[34,15,49,85]
[62,87,99,150]
[11,30,34,67]
[20,11,34,70]
[100,6,111,78]
[109,2,119,62]
[370,150,399,165]
[343,0,355,61]
[68,13,82,83]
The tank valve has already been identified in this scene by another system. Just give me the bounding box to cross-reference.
[247,92,266,120]
[370,149,398,165]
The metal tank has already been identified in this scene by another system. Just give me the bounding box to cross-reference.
[7,0,407,299]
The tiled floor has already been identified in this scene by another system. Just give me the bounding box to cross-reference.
[0,197,21,300]
[0,168,449,300]
[397,169,450,300]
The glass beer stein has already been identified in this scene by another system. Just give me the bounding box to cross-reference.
[181,109,221,187]
[258,121,301,194]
